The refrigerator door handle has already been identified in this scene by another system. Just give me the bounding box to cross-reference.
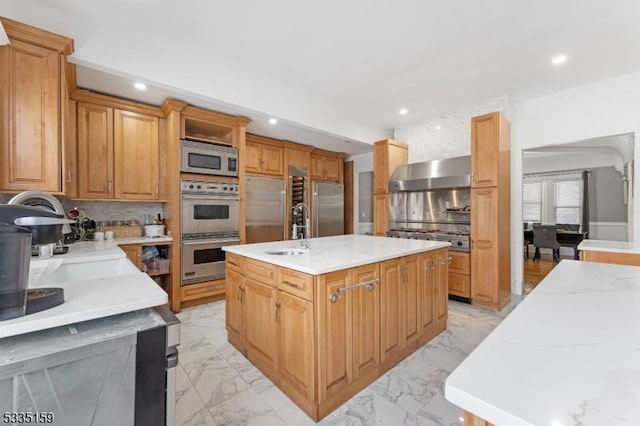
[313,184,318,238]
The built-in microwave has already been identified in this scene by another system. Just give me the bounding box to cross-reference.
[181,139,238,177]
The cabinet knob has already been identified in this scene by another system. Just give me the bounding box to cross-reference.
[329,293,341,303]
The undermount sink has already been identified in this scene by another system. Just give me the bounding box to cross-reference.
[265,248,308,256]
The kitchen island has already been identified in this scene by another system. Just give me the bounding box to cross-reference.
[445,260,640,426]
[222,234,451,421]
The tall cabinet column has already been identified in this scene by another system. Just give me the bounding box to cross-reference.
[470,112,511,310]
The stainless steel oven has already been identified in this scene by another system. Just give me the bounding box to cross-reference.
[181,180,240,238]
[181,139,238,177]
[181,237,239,285]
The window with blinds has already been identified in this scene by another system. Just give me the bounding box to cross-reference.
[523,173,583,226]
[523,181,542,222]
[554,179,582,224]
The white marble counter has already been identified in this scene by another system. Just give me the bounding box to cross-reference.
[445,260,640,426]
[578,239,640,254]
[0,242,168,339]
[222,234,450,275]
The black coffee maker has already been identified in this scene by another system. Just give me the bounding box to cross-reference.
[0,205,72,320]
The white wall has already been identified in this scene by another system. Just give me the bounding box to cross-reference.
[394,96,511,162]
[346,152,374,234]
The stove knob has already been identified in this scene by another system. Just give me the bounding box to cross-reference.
[223,186,227,190]
[197,185,202,189]
[457,241,463,247]
[189,184,194,189]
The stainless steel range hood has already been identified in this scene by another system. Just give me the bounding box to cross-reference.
[389,155,470,192]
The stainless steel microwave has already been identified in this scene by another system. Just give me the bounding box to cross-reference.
[181,139,238,177]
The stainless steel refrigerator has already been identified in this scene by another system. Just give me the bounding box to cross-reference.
[245,175,285,243]
[312,182,344,237]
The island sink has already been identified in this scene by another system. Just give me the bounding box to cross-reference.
[265,248,308,256]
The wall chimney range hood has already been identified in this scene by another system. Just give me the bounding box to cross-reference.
[389,155,471,192]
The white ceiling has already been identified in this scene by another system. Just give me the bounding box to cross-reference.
[4,0,640,154]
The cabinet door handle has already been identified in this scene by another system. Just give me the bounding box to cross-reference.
[424,259,435,271]
[275,302,281,322]
[66,168,72,183]
[108,180,113,193]
[155,183,159,195]
[240,287,244,302]
[283,280,301,289]
[329,293,341,303]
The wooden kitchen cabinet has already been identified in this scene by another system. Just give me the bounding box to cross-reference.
[448,251,471,299]
[380,254,420,369]
[0,20,74,193]
[311,151,344,183]
[227,249,446,421]
[114,109,160,199]
[374,139,408,195]
[78,103,114,198]
[373,139,408,236]
[76,101,160,200]
[245,135,284,176]
[244,277,279,382]
[471,112,509,189]
[225,268,245,352]
[469,111,511,311]
[471,187,510,309]
[277,291,315,412]
[120,244,143,270]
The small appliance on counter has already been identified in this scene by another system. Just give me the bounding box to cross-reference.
[0,205,74,320]
[144,213,166,237]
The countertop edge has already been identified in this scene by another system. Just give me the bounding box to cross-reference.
[577,239,640,254]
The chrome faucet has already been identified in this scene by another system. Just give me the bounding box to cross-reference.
[292,202,311,249]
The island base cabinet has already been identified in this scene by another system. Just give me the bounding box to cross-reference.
[244,278,278,382]
[277,291,316,414]
[225,268,245,353]
[316,263,381,420]
[226,250,447,422]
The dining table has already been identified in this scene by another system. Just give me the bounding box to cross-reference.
[524,228,588,260]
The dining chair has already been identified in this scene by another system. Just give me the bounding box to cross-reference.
[532,224,561,263]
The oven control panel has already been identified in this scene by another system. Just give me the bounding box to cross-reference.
[181,180,239,195]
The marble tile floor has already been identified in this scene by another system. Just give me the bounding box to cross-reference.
[174,296,523,426]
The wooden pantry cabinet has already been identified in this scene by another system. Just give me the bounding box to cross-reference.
[245,134,284,176]
[0,18,75,194]
[76,100,160,200]
[470,112,511,310]
[225,247,448,421]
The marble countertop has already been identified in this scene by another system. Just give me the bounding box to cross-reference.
[445,260,640,426]
[0,242,168,339]
[578,239,640,254]
[222,234,451,275]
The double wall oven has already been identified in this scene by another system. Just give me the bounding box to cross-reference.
[181,179,239,285]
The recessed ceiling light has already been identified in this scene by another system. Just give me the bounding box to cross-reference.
[551,54,567,65]
[134,82,147,91]
[399,108,408,115]
[268,118,278,125]
[435,125,442,131]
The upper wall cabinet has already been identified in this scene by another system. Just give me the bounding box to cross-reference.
[311,150,344,183]
[76,97,160,200]
[0,18,74,193]
[245,134,284,176]
[471,112,510,188]
[373,139,408,195]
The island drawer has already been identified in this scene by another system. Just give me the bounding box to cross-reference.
[278,268,314,301]
[226,252,244,273]
[245,258,278,286]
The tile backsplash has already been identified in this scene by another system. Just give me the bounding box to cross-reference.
[0,194,164,223]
